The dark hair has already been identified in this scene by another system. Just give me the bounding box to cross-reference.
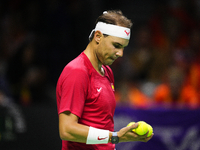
[96,10,132,28]
[89,10,132,41]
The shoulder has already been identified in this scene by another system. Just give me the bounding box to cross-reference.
[67,53,86,69]
[58,53,90,83]
[66,53,88,72]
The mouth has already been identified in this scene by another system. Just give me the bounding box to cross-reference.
[104,57,115,65]
[110,57,116,61]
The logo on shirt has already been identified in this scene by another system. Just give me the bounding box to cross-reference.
[97,87,102,92]
[111,83,115,91]
[97,136,108,140]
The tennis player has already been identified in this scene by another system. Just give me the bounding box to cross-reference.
[56,10,153,150]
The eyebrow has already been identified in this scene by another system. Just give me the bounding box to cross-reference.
[113,42,128,48]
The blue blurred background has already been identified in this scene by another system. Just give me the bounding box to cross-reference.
[0,0,200,149]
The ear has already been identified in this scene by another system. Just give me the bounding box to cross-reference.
[94,30,103,44]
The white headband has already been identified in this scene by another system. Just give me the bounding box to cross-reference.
[89,22,131,40]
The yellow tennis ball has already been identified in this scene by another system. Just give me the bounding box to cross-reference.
[127,121,153,137]
[127,121,148,135]
[134,121,148,135]
[147,124,153,137]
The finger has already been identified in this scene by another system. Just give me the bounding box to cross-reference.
[143,133,154,142]
[133,130,148,139]
[118,123,139,137]
[137,132,154,142]
[147,133,154,139]
[144,131,149,138]
[146,132,154,139]
[128,123,139,131]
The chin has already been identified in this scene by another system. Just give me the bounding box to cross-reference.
[103,59,115,66]
[105,61,114,66]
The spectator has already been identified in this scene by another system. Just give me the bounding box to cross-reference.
[153,66,199,109]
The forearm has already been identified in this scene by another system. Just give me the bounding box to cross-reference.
[59,119,89,143]
[59,112,114,144]
[59,111,153,145]
[60,123,114,144]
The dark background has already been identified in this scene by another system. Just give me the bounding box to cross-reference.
[0,0,200,149]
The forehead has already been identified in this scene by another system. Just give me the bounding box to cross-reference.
[106,36,129,47]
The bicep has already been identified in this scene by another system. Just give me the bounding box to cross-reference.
[58,70,89,116]
[59,111,89,143]
[59,111,79,136]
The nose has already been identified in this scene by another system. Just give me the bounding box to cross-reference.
[116,49,124,57]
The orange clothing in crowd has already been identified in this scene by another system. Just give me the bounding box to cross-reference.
[187,63,200,91]
[128,87,152,109]
[154,83,199,109]
[115,86,152,109]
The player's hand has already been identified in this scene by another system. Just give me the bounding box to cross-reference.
[117,123,154,143]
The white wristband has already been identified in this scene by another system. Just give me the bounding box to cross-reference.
[86,126,109,144]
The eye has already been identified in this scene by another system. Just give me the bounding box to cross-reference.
[113,43,122,49]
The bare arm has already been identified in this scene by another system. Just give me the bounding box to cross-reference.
[59,111,153,143]
[59,111,90,143]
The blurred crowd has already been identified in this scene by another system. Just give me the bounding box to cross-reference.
[0,0,92,106]
[112,0,200,109]
[0,0,200,110]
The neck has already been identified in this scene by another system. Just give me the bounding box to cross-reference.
[84,42,104,75]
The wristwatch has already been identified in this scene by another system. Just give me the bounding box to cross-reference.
[111,132,119,144]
